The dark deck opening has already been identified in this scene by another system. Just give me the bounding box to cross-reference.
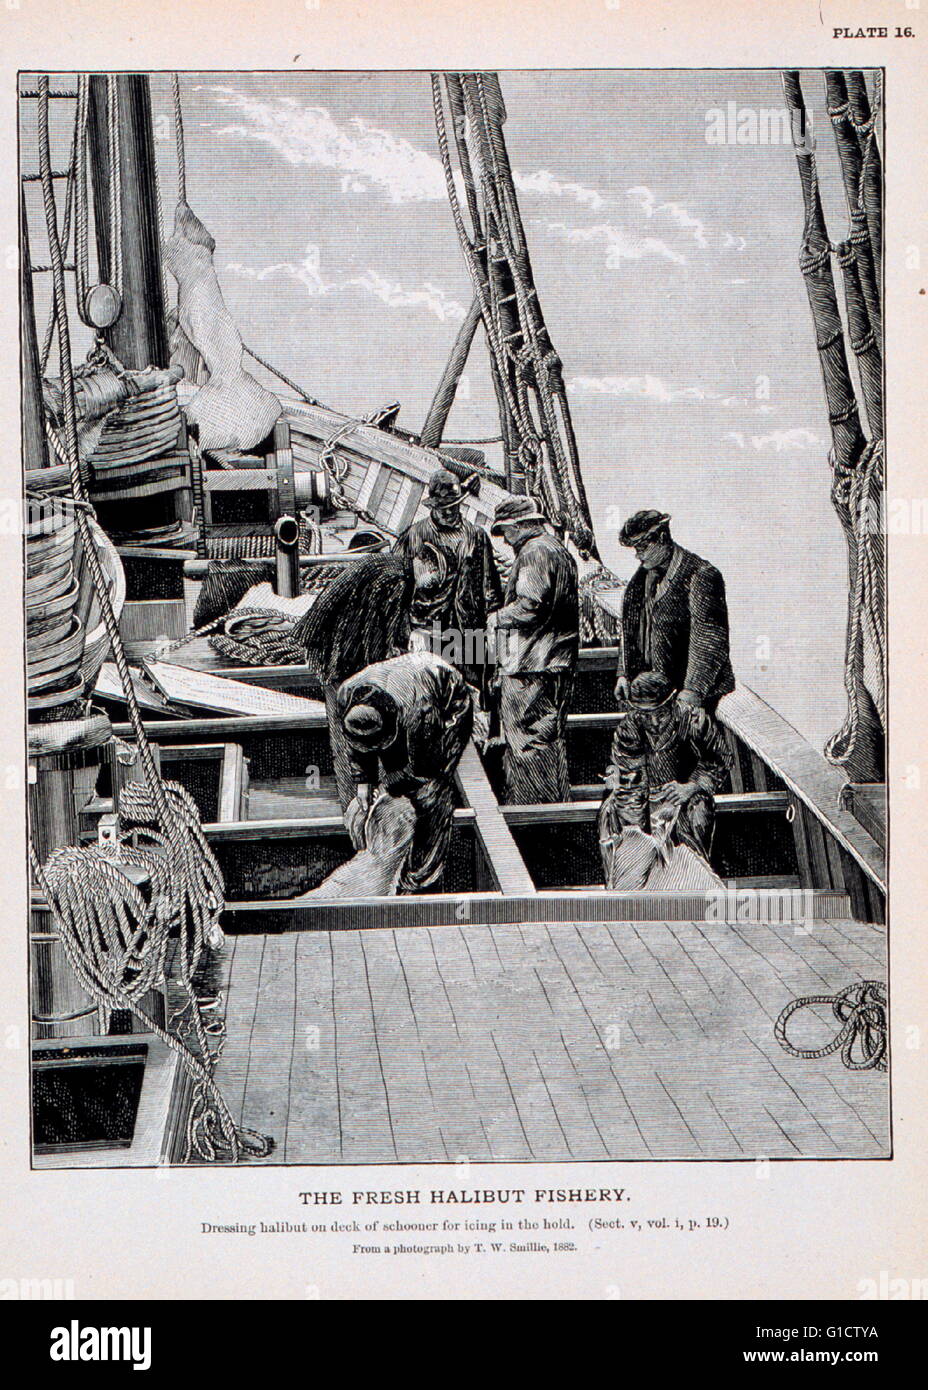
[32,1043,148,1153]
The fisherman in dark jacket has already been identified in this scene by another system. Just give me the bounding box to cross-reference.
[489,496,579,804]
[614,510,735,713]
[336,650,473,893]
[393,468,502,683]
[599,670,731,870]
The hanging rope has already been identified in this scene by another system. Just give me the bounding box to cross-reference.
[33,76,268,1163]
[775,980,887,1072]
[171,72,187,206]
[105,74,123,297]
[242,343,320,406]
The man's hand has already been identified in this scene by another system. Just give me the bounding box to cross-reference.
[676,688,704,710]
[656,779,699,809]
[356,783,371,813]
[614,675,631,704]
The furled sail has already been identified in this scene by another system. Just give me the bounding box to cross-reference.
[164,200,281,451]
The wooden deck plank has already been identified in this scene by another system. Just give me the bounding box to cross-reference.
[239,933,298,1162]
[213,935,263,1126]
[454,925,594,1160]
[208,917,887,1165]
[329,931,398,1163]
[538,924,700,1157]
[402,928,531,1161]
[355,930,453,1163]
[741,922,888,1145]
[281,932,343,1163]
[522,927,653,1158]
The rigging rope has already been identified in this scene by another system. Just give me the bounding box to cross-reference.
[774,980,887,1072]
[470,73,587,543]
[171,73,187,207]
[32,76,266,1163]
[430,75,541,469]
[106,74,123,297]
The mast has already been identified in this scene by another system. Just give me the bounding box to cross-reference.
[87,75,168,370]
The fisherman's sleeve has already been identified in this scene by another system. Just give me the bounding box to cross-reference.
[683,564,731,699]
[688,709,732,794]
[392,528,413,565]
[601,716,648,828]
[438,669,474,772]
[336,677,378,785]
[495,548,551,631]
[480,531,504,613]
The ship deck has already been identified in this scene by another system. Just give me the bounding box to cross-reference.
[207,915,889,1164]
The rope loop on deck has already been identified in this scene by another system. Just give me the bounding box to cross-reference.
[774,979,887,1072]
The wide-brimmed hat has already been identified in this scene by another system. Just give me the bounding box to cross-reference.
[342,687,399,750]
[619,509,671,547]
[490,495,547,534]
[423,469,464,510]
[628,671,676,709]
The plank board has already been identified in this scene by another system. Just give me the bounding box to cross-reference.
[210,917,889,1164]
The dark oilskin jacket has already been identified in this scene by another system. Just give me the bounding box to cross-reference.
[617,545,735,704]
[495,531,579,675]
[393,515,502,634]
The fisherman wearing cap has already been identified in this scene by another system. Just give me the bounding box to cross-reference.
[614,510,735,713]
[598,670,731,872]
[489,495,579,803]
[335,649,473,893]
[394,468,502,681]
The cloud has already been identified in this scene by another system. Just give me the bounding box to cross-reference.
[548,221,686,268]
[724,428,822,452]
[204,86,447,202]
[225,244,467,323]
[568,374,729,403]
[513,169,604,210]
[202,85,607,210]
[626,186,708,249]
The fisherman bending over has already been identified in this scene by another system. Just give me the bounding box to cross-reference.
[489,496,579,804]
[614,510,735,714]
[295,553,413,810]
[394,468,502,684]
[598,671,731,880]
[335,650,473,893]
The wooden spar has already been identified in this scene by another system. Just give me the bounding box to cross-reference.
[419,295,482,448]
[844,71,882,271]
[21,189,49,470]
[782,73,866,473]
[824,72,881,345]
[87,75,168,371]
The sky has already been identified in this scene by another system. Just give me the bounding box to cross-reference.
[23,70,880,751]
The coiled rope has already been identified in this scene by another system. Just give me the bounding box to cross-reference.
[774,979,887,1072]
